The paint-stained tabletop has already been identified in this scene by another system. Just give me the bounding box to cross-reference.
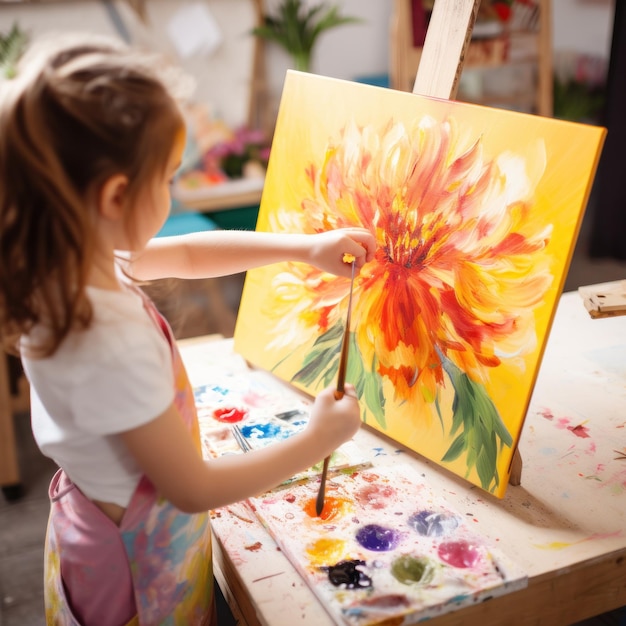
[178,291,626,626]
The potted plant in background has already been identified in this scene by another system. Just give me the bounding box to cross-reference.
[0,22,29,79]
[251,0,361,73]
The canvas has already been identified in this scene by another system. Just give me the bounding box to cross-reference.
[234,71,606,497]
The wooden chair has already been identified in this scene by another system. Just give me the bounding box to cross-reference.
[0,354,24,500]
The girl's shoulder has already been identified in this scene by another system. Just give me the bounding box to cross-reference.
[23,286,175,434]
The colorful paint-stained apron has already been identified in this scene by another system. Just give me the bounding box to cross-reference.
[42,297,214,625]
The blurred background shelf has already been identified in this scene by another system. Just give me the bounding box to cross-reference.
[390,0,553,117]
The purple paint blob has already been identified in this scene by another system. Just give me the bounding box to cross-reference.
[355,524,399,552]
[437,540,482,568]
[408,510,460,537]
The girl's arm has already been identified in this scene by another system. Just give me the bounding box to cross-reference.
[129,228,376,281]
[119,385,361,512]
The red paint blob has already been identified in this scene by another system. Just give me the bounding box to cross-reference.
[437,540,482,568]
[212,407,247,423]
[568,424,591,438]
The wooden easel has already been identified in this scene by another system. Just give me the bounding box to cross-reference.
[410,0,523,486]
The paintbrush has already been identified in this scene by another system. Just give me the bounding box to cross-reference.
[315,256,356,516]
[232,424,252,453]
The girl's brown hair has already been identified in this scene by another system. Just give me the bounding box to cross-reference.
[0,34,185,357]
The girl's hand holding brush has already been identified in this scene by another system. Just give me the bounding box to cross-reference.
[305,384,361,458]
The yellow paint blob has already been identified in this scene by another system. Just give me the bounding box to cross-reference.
[535,541,574,550]
[306,537,348,566]
[342,253,355,264]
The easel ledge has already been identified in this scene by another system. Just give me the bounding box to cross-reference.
[579,279,626,319]
[411,0,524,488]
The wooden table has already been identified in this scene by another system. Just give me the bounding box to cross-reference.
[178,291,626,625]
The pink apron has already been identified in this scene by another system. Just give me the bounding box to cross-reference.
[42,297,215,625]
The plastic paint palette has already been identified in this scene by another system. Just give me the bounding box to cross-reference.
[193,380,371,488]
[251,465,527,625]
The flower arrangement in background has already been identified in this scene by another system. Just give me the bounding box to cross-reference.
[205,126,271,180]
[174,104,272,193]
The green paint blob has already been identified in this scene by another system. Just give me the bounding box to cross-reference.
[390,555,435,585]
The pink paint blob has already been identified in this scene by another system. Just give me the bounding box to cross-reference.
[539,408,554,420]
[212,407,248,423]
[355,484,397,509]
[242,392,267,408]
[437,540,482,568]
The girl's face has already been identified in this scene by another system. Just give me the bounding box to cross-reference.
[131,127,186,250]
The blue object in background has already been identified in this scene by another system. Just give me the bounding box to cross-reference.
[156,211,218,238]
[354,74,390,89]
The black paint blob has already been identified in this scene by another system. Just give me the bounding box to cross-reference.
[326,560,372,589]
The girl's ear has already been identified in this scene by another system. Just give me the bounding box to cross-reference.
[98,174,129,220]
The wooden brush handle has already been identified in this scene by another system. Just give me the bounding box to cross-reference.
[334,325,350,398]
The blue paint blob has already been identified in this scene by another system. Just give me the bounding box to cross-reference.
[240,422,284,440]
[408,510,459,537]
[193,384,232,405]
[355,524,399,552]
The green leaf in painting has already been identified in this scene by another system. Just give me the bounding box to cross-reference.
[343,333,386,427]
[441,432,466,463]
[362,368,386,428]
[291,326,387,428]
[290,321,343,388]
[441,356,512,493]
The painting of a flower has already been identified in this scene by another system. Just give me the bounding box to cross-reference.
[234,72,605,496]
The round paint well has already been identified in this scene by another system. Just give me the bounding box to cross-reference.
[326,559,372,589]
[407,510,460,537]
[212,407,247,423]
[240,422,284,440]
[355,524,400,552]
[306,537,348,566]
[303,496,352,521]
[355,484,397,509]
[391,555,436,585]
[437,540,482,568]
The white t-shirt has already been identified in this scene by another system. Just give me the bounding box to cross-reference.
[22,285,175,508]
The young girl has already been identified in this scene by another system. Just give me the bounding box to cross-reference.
[0,35,375,625]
